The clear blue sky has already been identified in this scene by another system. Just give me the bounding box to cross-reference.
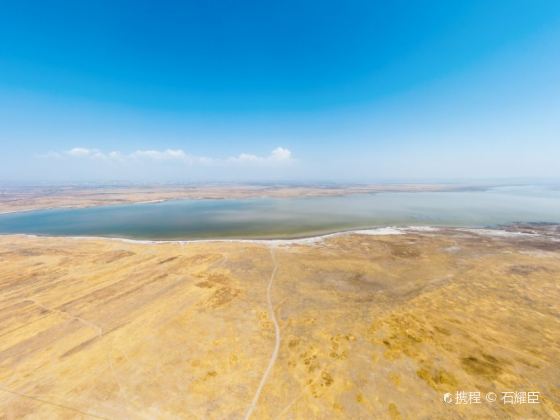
[1,0,559,183]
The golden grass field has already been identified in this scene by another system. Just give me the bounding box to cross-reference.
[0,228,559,419]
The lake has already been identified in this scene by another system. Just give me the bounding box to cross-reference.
[0,185,559,240]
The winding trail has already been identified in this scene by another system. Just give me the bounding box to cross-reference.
[244,246,281,420]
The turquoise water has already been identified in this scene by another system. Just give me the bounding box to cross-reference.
[0,186,559,240]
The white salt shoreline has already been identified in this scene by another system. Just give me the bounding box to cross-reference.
[6,226,413,246]
[4,225,550,247]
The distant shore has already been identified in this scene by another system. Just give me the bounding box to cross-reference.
[0,183,486,214]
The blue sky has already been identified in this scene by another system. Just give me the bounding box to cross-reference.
[1,0,559,183]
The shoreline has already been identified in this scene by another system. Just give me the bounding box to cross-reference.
[1,225,547,247]
[0,200,173,215]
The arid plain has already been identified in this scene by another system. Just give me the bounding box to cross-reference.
[1,225,559,419]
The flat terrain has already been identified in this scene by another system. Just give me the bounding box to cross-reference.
[0,184,479,213]
[0,227,559,419]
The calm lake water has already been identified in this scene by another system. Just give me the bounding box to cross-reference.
[1,186,559,240]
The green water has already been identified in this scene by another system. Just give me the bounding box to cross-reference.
[0,186,559,240]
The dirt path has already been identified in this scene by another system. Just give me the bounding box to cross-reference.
[244,246,281,420]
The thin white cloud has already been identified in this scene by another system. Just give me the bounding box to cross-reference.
[41,147,294,166]
[228,147,293,164]
[131,149,186,160]
[55,147,115,160]
[128,149,211,164]
[67,147,97,157]
[271,147,292,161]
